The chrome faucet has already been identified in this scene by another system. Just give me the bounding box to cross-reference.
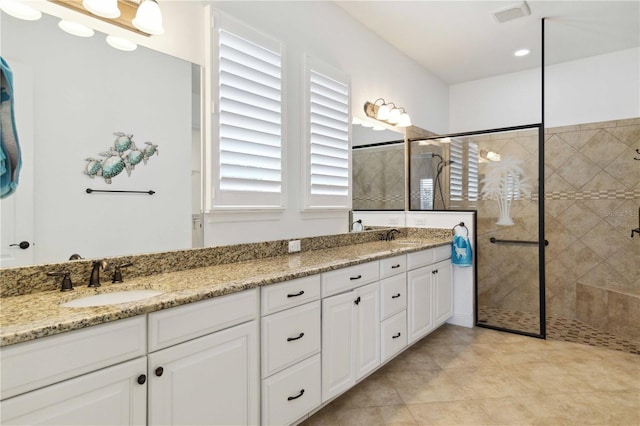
[89,260,110,288]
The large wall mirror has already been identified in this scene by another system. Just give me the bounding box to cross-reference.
[352,123,405,210]
[0,12,203,267]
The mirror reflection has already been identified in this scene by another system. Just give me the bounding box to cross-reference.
[351,124,405,211]
[0,12,202,267]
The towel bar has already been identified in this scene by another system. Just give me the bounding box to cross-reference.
[490,237,548,246]
[86,188,155,195]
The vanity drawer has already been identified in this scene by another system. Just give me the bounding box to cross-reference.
[148,288,257,352]
[380,274,407,320]
[261,354,321,426]
[381,310,407,363]
[261,275,320,316]
[407,249,433,270]
[380,255,406,279]
[261,301,321,378]
[1,316,146,400]
[321,261,379,298]
[433,244,451,263]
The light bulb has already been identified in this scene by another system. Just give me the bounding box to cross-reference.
[83,0,120,18]
[132,0,164,35]
[397,112,412,127]
[0,0,42,21]
[106,35,137,51]
[387,108,401,124]
[58,20,95,37]
[375,103,390,121]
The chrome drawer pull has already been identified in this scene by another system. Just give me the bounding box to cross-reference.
[392,332,401,339]
[287,332,305,342]
[287,290,304,298]
[287,389,305,401]
[391,293,401,299]
[350,275,362,280]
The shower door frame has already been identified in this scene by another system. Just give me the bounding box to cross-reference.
[407,122,546,339]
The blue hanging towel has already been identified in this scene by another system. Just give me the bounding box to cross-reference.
[1,56,22,199]
[451,234,473,267]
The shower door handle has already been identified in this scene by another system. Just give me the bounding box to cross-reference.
[489,237,548,246]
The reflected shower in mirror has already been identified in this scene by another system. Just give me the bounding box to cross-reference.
[352,123,405,210]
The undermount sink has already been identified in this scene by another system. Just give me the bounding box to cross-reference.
[61,290,163,308]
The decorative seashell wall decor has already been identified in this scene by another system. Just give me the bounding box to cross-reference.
[84,132,159,184]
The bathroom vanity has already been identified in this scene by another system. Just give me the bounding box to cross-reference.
[0,234,453,425]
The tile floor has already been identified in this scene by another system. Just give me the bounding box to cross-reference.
[301,324,640,425]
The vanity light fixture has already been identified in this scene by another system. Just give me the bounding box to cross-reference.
[132,0,164,35]
[106,34,137,51]
[58,19,95,37]
[83,0,120,18]
[480,149,501,162]
[364,99,412,128]
[0,0,42,21]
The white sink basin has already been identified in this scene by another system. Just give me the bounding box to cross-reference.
[61,290,163,308]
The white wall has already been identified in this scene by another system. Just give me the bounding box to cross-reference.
[449,48,640,132]
[3,13,192,263]
[205,1,449,246]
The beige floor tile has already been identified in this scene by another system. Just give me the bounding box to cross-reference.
[407,400,494,425]
[446,366,536,399]
[385,369,469,404]
[304,325,640,426]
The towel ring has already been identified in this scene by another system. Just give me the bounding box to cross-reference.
[453,222,469,237]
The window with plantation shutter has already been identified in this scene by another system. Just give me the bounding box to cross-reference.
[211,19,284,209]
[304,56,351,209]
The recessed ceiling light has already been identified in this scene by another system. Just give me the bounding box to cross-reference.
[514,49,531,57]
[58,20,95,37]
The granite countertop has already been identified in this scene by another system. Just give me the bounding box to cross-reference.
[0,237,449,347]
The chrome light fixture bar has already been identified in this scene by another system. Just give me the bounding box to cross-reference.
[364,98,412,128]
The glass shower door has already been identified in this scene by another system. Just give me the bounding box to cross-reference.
[409,124,545,338]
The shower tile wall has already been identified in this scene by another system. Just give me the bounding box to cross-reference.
[353,145,404,210]
[544,117,640,341]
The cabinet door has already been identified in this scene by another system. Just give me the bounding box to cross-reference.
[321,290,357,402]
[1,357,146,425]
[407,266,434,344]
[434,260,453,327]
[355,282,380,380]
[148,321,259,426]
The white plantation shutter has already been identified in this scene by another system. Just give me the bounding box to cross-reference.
[468,142,479,202]
[213,23,283,208]
[450,139,463,201]
[305,57,350,209]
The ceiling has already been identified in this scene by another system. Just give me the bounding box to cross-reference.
[335,1,640,84]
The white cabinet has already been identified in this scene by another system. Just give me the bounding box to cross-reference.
[147,289,259,426]
[407,265,435,344]
[260,277,322,425]
[381,310,407,362]
[147,320,258,426]
[321,281,380,402]
[433,260,453,327]
[0,317,147,426]
[1,357,147,425]
[407,248,453,345]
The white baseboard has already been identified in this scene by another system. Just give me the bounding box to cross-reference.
[447,313,474,328]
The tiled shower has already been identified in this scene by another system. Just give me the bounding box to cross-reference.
[352,117,640,346]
